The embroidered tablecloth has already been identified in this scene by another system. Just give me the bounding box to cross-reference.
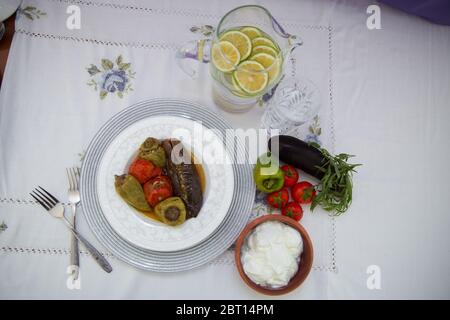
[1,0,449,299]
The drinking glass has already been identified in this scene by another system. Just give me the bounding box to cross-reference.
[261,78,321,134]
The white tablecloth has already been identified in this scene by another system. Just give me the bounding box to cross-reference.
[0,0,449,299]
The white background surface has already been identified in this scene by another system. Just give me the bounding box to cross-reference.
[0,0,449,299]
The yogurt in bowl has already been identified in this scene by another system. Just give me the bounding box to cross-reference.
[235,215,313,295]
[242,221,304,288]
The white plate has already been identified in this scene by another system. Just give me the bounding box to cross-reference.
[0,0,21,22]
[81,99,255,271]
[96,115,234,252]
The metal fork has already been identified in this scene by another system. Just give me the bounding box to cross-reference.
[30,186,112,273]
[66,167,80,280]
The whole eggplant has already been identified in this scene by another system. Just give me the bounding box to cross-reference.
[268,135,326,180]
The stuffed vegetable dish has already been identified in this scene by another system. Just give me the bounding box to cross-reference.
[114,137,205,226]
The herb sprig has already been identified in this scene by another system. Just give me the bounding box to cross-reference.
[310,144,361,215]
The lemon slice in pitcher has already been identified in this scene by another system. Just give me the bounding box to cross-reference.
[231,75,250,97]
[251,45,278,58]
[212,41,241,72]
[240,27,262,40]
[233,61,268,95]
[220,30,252,61]
[223,73,249,97]
[250,53,281,84]
[251,37,277,50]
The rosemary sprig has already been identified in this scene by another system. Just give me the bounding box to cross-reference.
[310,144,361,215]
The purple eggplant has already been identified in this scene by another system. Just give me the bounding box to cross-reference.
[268,135,326,180]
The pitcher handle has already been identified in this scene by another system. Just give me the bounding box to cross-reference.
[176,39,211,79]
[287,34,303,53]
[271,15,303,53]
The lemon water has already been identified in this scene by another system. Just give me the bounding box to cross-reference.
[210,26,283,98]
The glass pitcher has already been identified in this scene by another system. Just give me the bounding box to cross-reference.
[176,5,303,112]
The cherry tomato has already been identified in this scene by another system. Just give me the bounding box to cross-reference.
[292,181,316,204]
[281,164,299,188]
[282,202,303,221]
[143,176,173,207]
[128,158,158,184]
[266,188,289,209]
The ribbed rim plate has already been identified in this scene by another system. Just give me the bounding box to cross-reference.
[80,99,255,272]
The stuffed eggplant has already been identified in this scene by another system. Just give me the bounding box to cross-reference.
[162,139,203,219]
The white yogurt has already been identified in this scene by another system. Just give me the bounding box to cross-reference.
[241,221,303,288]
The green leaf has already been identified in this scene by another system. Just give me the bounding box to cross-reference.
[24,12,34,20]
[117,91,124,98]
[314,165,327,173]
[86,79,97,88]
[119,63,131,71]
[101,59,114,71]
[87,64,101,76]
[116,55,123,66]
[310,145,361,215]
[100,91,108,100]
[310,199,318,212]
[87,79,98,90]
[190,26,200,33]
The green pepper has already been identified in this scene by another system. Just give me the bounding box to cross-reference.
[253,152,285,193]
[155,197,187,226]
[114,174,151,212]
[138,137,166,167]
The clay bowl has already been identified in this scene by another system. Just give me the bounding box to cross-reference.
[235,214,314,296]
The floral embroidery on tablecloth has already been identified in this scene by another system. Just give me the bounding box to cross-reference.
[250,190,279,221]
[0,221,7,234]
[305,115,322,145]
[77,150,86,164]
[190,25,214,37]
[86,55,135,100]
[17,6,47,20]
